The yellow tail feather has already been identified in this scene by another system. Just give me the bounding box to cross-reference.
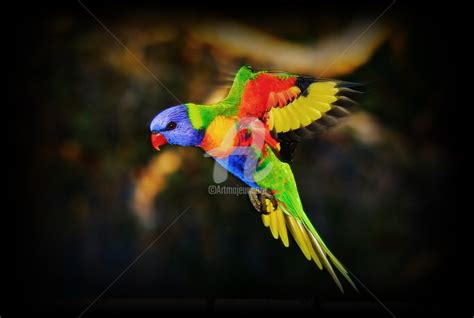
[260,201,357,292]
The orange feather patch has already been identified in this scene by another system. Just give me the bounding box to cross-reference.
[238,73,296,118]
[200,116,238,158]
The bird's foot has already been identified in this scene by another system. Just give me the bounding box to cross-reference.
[248,188,277,214]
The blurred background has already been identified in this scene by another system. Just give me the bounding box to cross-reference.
[8,1,458,315]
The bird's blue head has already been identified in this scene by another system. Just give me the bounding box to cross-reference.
[149,104,204,150]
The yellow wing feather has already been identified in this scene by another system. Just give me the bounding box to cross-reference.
[269,81,340,133]
[285,106,302,130]
[290,102,313,126]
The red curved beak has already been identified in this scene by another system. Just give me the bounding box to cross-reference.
[150,132,168,151]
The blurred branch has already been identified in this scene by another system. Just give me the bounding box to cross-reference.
[131,149,183,228]
[191,21,389,77]
[87,19,388,80]
[104,25,178,77]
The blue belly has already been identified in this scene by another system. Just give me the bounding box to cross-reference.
[214,148,261,188]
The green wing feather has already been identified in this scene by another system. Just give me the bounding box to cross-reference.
[186,65,257,130]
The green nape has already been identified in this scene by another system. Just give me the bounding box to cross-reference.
[186,103,237,130]
[186,65,261,130]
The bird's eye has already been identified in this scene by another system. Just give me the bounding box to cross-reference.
[165,121,177,130]
[245,65,254,72]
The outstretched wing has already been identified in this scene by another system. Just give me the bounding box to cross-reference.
[237,71,360,162]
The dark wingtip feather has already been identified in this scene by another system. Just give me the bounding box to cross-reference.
[294,127,317,139]
[327,106,351,118]
[336,87,363,101]
[319,115,339,127]
[334,96,359,109]
[335,80,364,89]
[306,121,327,134]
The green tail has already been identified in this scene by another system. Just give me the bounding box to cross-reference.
[257,150,357,292]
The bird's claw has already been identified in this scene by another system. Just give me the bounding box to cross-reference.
[248,188,277,214]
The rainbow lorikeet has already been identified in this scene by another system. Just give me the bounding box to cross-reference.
[149,65,359,292]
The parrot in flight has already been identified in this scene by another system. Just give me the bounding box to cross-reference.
[149,65,360,292]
